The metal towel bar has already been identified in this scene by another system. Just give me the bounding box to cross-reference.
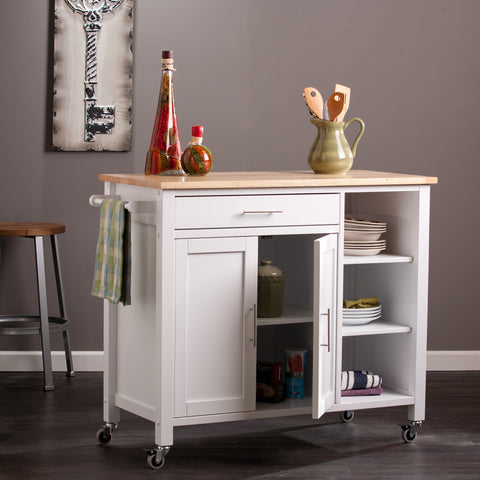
[89,195,156,214]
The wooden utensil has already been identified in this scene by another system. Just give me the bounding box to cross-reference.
[303,87,324,118]
[334,84,351,121]
[327,92,345,122]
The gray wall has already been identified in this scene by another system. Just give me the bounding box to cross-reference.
[1,0,479,353]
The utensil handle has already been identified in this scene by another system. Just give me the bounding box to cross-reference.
[344,117,365,157]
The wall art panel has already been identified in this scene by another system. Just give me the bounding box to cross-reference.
[52,0,134,151]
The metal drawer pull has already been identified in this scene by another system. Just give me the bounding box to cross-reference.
[242,210,284,214]
[320,308,331,352]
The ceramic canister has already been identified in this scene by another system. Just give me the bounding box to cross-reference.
[257,260,286,318]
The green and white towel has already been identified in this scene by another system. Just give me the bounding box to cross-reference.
[92,199,131,305]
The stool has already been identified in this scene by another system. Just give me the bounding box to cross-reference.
[0,223,74,391]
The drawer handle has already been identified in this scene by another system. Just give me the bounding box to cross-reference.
[242,210,284,214]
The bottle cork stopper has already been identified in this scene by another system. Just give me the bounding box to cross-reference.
[192,125,204,137]
[162,50,173,59]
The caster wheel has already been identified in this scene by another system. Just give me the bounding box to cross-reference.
[401,427,417,443]
[147,453,166,470]
[340,410,354,423]
[96,428,112,445]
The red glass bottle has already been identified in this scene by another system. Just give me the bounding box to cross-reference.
[181,125,214,176]
[145,50,185,175]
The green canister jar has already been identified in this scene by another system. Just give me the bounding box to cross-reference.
[257,260,286,318]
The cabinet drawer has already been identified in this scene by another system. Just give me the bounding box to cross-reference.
[175,194,340,229]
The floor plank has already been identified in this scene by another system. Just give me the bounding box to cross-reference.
[0,371,479,479]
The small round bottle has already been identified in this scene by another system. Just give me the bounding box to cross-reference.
[181,125,213,176]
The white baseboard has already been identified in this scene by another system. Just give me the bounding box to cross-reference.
[0,351,104,372]
[426,351,480,371]
[1,350,479,372]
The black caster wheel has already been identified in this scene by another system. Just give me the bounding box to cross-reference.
[146,446,170,470]
[147,453,166,470]
[96,426,113,444]
[401,427,417,443]
[340,410,354,423]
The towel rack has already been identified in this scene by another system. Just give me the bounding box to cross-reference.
[89,195,156,214]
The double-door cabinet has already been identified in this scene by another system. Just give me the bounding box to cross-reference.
[93,171,436,469]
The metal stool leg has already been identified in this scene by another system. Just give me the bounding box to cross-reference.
[51,234,75,377]
[34,236,55,391]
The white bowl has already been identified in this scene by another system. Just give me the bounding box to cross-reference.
[344,230,383,241]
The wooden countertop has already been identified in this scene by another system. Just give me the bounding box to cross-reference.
[98,170,437,190]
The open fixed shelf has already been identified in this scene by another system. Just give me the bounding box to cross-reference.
[342,320,412,337]
[257,304,313,326]
[343,252,413,265]
[258,306,411,337]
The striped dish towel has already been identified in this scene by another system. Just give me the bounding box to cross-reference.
[341,370,382,390]
[91,199,131,305]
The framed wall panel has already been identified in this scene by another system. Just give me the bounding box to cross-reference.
[52,0,134,151]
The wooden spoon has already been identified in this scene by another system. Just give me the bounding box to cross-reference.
[327,92,345,122]
[303,87,324,118]
[334,84,351,121]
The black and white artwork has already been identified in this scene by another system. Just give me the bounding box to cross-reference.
[52,0,134,151]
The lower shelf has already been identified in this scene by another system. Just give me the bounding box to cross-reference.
[256,388,414,417]
[331,388,414,412]
[173,388,414,426]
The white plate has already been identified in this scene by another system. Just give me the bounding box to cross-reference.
[343,310,382,318]
[343,314,381,325]
[343,313,382,321]
[345,240,386,247]
[345,218,387,228]
[343,306,382,314]
[344,247,385,256]
[345,223,387,230]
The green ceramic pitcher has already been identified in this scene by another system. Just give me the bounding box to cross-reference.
[308,117,365,174]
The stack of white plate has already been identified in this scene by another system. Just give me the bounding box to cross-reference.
[344,217,387,256]
[343,305,382,325]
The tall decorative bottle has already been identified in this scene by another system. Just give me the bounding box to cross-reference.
[145,50,185,175]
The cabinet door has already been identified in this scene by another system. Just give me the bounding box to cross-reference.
[174,236,258,417]
[312,234,337,419]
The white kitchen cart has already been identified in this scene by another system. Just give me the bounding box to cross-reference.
[91,170,437,469]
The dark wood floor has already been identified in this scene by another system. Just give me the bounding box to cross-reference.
[0,371,479,479]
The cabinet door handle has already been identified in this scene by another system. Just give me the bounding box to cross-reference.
[248,305,257,348]
[320,308,331,352]
[253,304,257,348]
[242,210,284,214]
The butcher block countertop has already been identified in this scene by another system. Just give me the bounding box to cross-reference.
[98,170,437,190]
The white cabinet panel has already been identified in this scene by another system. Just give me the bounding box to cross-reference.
[175,236,258,417]
[312,234,337,419]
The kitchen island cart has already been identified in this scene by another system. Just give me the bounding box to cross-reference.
[91,170,437,469]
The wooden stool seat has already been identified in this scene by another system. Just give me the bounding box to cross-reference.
[0,222,66,237]
[0,222,74,390]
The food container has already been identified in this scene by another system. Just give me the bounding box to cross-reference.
[257,260,286,318]
[256,361,285,403]
[285,349,307,399]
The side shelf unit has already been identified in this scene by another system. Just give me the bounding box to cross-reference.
[337,187,431,421]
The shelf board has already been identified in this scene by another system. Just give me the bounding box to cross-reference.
[342,320,412,337]
[255,389,414,417]
[257,304,313,326]
[343,252,413,265]
[335,388,414,410]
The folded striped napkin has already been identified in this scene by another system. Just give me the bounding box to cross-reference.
[341,370,382,391]
[91,199,131,305]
